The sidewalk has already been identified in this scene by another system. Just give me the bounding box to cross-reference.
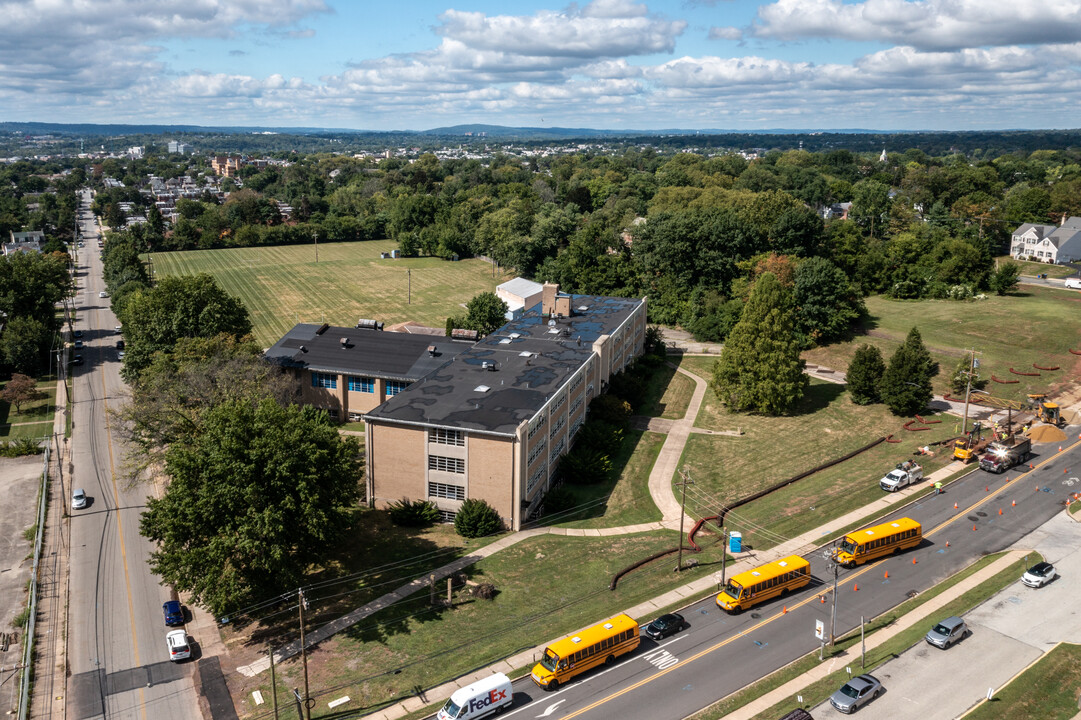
[357,462,968,720]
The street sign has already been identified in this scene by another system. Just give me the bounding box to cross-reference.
[815,619,825,641]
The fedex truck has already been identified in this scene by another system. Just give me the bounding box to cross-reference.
[437,672,513,720]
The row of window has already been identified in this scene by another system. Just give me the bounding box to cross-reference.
[566,629,636,665]
[527,465,546,493]
[528,438,547,466]
[428,482,465,501]
[549,437,566,464]
[862,528,918,551]
[549,414,566,438]
[312,373,409,396]
[747,567,809,594]
[429,428,464,446]
[429,455,465,474]
[528,415,546,440]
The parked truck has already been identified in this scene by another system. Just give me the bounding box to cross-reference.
[979,436,1032,474]
[880,460,924,492]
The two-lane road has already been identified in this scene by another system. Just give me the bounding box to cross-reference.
[490,438,1081,720]
[66,190,201,720]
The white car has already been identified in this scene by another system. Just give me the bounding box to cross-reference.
[98,291,108,298]
[166,630,190,661]
[71,488,87,510]
[1022,562,1056,588]
[1064,278,1081,289]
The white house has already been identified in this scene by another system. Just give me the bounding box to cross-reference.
[1011,216,1081,263]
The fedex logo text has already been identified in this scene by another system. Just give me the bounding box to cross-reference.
[467,689,507,713]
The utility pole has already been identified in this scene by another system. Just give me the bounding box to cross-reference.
[269,647,279,720]
[824,550,840,647]
[313,231,318,263]
[298,589,312,720]
[960,347,981,435]
[720,526,729,589]
[675,468,693,572]
[407,268,411,305]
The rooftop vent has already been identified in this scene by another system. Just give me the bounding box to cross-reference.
[509,332,521,339]
[428,345,437,356]
[298,345,307,353]
[499,338,511,344]
[315,323,330,335]
[474,385,490,393]
[482,361,497,371]
[339,337,349,348]
[518,351,533,357]
[577,306,590,312]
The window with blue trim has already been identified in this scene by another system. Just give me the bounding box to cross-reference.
[386,380,408,396]
[311,372,337,389]
[349,376,374,393]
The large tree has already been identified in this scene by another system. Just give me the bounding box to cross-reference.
[463,291,509,335]
[711,272,808,415]
[118,273,252,380]
[880,327,936,416]
[140,399,361,615]
[0,315,53,375]
[117,334,298,474]
[793,257,866,344]
[846,344,885,405]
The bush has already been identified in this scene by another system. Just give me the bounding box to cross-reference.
[387,498,440,527]
[454,498,504,538]
[541,485,576,516]
[558,447,612,485]
[588,394,632,427]
[0,438,43,457]
[575,419,624,456]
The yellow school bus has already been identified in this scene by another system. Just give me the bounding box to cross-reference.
[832,517,922,567]
[715,555,811,614]
[530,613,640,690]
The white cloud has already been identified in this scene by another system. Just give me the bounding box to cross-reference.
[708,26,744,40]
[750,0,1081,51]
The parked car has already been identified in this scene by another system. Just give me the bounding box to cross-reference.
[73,330,83,339]
[115,325,122,334]
[163,600,185,626]
[98,291,108,298]
[71,488,87,510]
[829,674,882,714]
[166,629,190,661]
[925,616,968,649]
[1022,561,1056,588]
[74,340,83,349]
[1064,277,1081,289]
[72,354,83,366]
[116,339,125,349]
[644,613,686,640]
[117,350,125,360]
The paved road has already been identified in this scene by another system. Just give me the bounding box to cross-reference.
[485,436,1081,720]
[810,511,1081,719]
[66,191,202,720]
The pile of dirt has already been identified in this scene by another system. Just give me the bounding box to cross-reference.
[1028,424,1068,444]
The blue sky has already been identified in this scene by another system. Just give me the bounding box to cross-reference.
[3,0,1081,132]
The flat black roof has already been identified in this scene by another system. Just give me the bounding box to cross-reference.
[265,323,466,381]
[364,294,644,436]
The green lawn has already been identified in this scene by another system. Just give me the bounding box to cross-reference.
[0,379,57,439]
[803,289,1081,404]
[966,642,1081,720]
[147,240,515,346]
[1000,256,1078,279]
[235,530,726,719]
[673,360,958,550]
[639,363,695,420]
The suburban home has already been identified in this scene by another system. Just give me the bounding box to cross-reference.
[265,321,469,422]
[4,230,44,255]
[363,283,647,530]
[1011,216,1081,263]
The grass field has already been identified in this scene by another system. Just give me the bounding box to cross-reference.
[673,358,958,550]
[148,240,515,346]
[0,379,57,440]
[232,530,727,719]
[966,642,1081,720]
[1000,256,1079,279]
[804,288,1081,404]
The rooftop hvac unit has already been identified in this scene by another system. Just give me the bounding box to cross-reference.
[356,318,383,330]
[451,328,480,341]
[315,323,330,335]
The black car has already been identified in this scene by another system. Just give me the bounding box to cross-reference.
[644,613,686,640]
[163,600,185,626]
[72,354,83,366]
[116,339,125,350]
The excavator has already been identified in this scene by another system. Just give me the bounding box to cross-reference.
[1028,394,1066,427]
[949,391,1029,462]
[953,421,988,463]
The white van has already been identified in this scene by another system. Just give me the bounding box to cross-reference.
[437,673,513,720]
[1064,277,1081,289]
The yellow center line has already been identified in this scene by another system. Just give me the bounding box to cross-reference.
[96,286,150,720]
[562,439,1081,720]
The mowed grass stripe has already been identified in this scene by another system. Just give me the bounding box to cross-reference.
[147,241,513,346]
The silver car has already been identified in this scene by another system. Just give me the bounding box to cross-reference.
[71,488,87,510]
[925,616,968,649]
[829,674,882,714]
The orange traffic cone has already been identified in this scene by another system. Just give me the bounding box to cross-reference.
[973,525,977,531]
[946,541,950,547]
[783,605,788,614]
[853,583,859,592]
[821,595,826,604]
[954,502,959,509]
[1060,446,1064,452]
[912,557,917,564]
[1012,500,1016,507]
[999,508,1003,515]
[985,486,990,492]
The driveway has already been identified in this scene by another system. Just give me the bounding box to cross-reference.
[811,511,1081,719]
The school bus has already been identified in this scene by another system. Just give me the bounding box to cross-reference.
[530,613,640,690]
[715,555,812,614]
[832,517,922,567]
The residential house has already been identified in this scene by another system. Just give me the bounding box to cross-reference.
[1011,216,1081,263]
[4,230,44,255]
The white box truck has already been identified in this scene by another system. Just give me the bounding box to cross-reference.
[437,672,513,720]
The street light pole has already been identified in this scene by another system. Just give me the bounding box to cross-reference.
[675,468,693,571]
